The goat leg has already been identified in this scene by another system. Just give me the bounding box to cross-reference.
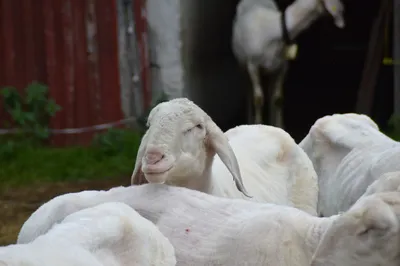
[269,67,287,128]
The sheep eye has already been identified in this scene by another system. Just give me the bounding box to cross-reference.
[184,124,203,134]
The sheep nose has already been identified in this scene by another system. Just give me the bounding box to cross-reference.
[144,148,165,165]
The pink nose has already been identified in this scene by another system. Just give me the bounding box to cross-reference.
[144,148,164,165]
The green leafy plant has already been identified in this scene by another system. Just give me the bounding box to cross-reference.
[0,82,61,159]
[385,114,400,141]
[92,128,129,156]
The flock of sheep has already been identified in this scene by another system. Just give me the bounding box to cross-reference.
[1,0,398,266]
[2,97,400,266]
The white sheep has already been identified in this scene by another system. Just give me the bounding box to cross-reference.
[18,184,400,266]
[131,97,318,215]
[310,191,400,266]
[3,202,176,266]
[232,0,345,126]
[299,113,400,216]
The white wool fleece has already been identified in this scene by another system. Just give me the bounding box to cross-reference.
[18,184,400,266]
[299,113,400,217]
[4,202,176,266]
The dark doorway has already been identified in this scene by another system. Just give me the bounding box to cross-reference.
[283,0,391,141]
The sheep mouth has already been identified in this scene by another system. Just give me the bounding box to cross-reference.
[143,164,174,176]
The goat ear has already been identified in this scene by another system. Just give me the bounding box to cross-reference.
[131,133,149,185]
[205,118,252,197]
[322,0,345,28]
[356,197,398,239]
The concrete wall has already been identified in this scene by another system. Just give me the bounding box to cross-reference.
[146,0,184,101]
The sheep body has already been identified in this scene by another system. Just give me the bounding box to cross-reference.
[212,124,318,215]
[131,98,318,215]
[299,113,400,216]
[18,184,400,266]
[4,202,176,266]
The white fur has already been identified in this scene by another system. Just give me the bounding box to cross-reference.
[231,0,345,125]
[131,98,318,215]
[18,184,400,266]
[213,124,318,215]
[361,171,400,198]
[4,202,176,266]
[299,113,400,216]
[311,191,400,266]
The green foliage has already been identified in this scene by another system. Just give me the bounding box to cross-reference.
[0,82,61,159]
[0,129,141,189]
[92,128,136,156]
[386,114,400,141]
[0,85,165,188]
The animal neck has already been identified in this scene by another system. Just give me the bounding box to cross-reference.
[284,0,325,40]
[196,152,216,193]
[167,153,215,193]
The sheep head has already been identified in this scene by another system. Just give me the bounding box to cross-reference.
[310,191,400,266]
[299,113,383,176]
[131,98,251,197]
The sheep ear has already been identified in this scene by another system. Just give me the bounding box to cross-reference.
[205,118,252,197]
[131,133,149,185]
[356,197,398,238]
[322,0,345,28]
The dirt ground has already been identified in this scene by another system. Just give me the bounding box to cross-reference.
[0,176,130,246]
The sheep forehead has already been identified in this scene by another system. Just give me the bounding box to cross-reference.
[311,114,375,141]
[147,100,205,127]
[321,113,376,129]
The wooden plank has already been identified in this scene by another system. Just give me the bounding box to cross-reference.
[43,0,64,146]
[22,0,37,84]
[1,0,16,86]
[61,0,76,145]
[132,0,151,110]
[13,0,25,90]
[73,0,92,145]
[0,0,7,122]
[394,0,400,114]
[86,0,102,127]
[0,1,3,85]
[95,0,123,123]
[33,0,47,83]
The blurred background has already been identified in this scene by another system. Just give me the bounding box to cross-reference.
[0,0,398,245]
